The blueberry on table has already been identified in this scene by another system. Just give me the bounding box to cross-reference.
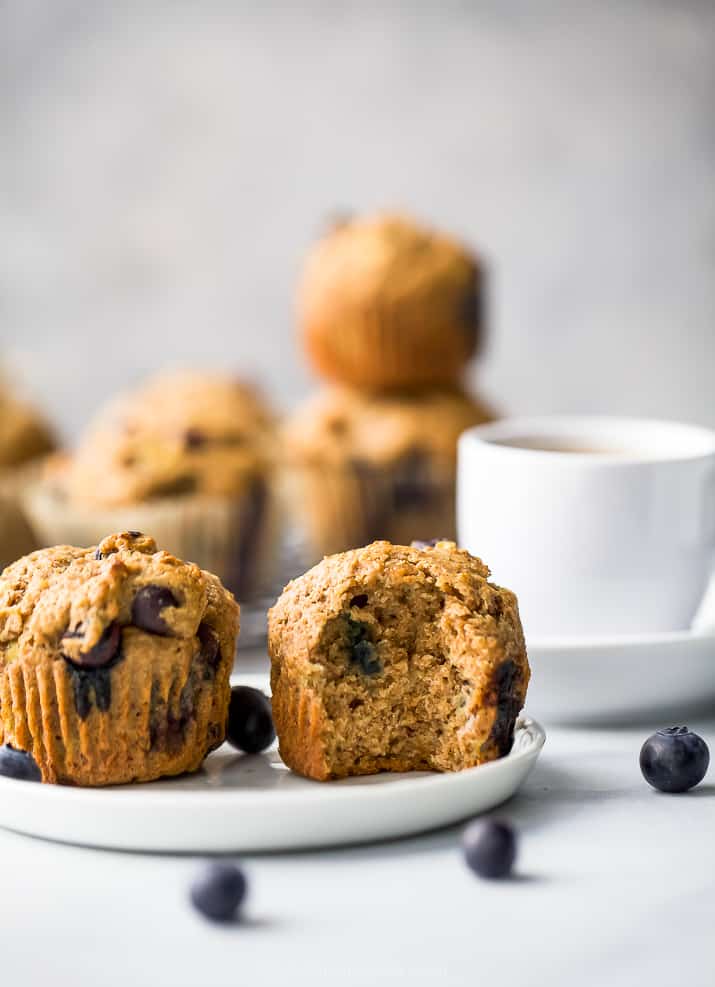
[640,726,710,793]
[190,862,247,922]
[0,744,42,782]
[226,686,276,754]
[463,819,517,879]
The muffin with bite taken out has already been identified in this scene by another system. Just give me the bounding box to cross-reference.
[269,539,529,781]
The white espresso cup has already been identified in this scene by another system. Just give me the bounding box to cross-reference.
[457,416,715,638]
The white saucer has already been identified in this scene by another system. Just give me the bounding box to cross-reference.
[526,625,715,724]
[0,674,545,853]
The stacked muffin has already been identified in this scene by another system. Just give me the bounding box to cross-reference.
[25,371,279,607]
[285,212,494,558]
[0,385,55,569]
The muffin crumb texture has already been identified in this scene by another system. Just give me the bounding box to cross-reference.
[0,531,239,786]
[268,540,529,780]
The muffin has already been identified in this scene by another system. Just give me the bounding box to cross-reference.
[269,539,529,781]
[25,371,279,606]
[0,387,56,570]
[282,386,493,559]
[298,212,484,391]
[0,531,239,786]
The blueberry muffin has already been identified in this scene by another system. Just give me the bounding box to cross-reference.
[0,531,239,786]
[269,540,529,780]
[0,387,56,570]
[25,371,279,606]
[298,212,485,391]
[282,386,493,559]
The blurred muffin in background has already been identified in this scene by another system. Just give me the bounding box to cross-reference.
[25,371,280,608]
[298,212,484,392]
[282,386,492,559]
[0,386,56,570]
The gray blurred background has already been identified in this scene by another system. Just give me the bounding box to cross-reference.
[2,0,714,441]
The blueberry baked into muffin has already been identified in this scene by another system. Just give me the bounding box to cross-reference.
[25,371,278,603]
[282,387,492,558]
[0,386,55,570]
[299,212,485,392]
[0,531,239,786]
[268,540,529,781]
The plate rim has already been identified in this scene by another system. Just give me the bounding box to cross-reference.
[528,625,715,653]
[0,717,546,808]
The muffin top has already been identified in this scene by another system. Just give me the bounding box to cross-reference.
[269,539,520,658]
[0,530,239,666]
[274,539,491,610]
[298,212,483,389]
[282,386,493,468]
[0,388,55,470]
[58,371,276,507]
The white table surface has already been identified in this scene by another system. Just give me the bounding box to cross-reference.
[2,647,714,987]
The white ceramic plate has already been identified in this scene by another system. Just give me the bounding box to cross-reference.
[527,626,715,724]
[0,675,545,853]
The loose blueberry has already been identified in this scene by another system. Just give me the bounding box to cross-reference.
[463,819,517,879]
[349,594,368,609]
[640,726,710,793]
[63,621,122,668]
[132,585,178,635]
[227,686,276,754]
[190,862,247,922]
[0,744,42,782]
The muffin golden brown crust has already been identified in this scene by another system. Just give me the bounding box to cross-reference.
[268,540,529,781]
[299,213,484,391]
[24,371,280,602]
[0,531,239,786]
[0,390,55,470]
[0,389,56,569]
[60,370,275,508]
[282,387,493,557]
